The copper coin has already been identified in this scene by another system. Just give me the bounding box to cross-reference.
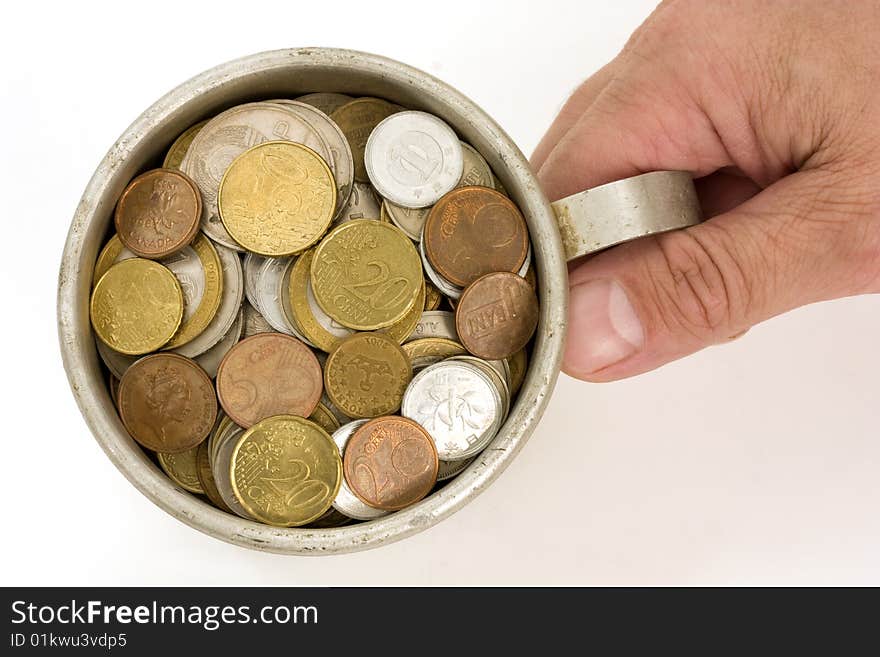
[216,332,323,428]
[343,416,438,510]
[118,353,217,453]
[114,168,202,259]
[423,186,529,287]
[455,272,539,360]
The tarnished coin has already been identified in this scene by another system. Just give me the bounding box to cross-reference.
[330,419,389,520]
[91,258,183,355]
[212,425,254,519]
[401,360,503,461]
[173,242,242,358]
[334,181,381,224]
[407,310,458,342]
[182,102,332,250]
[382,200,427,241]
[311,219,423,330]
[107,372,120,408]
[216,332,322,428]
[324,332,412,418]
[458,142,494,188]
[365,111,462,209]
[114,168,201,259]
[424,186,529,287]
[242,301,273,338]
[437,456,476,481]
[194,308,243,379]
[118,353,217,453]
[163,119,208,170]
[296,92,354,116]
[219,141,337,256]
[309,402,341,435]
[289,248,353,352]
[403,337,467,370]
[274,100,354,219]
[491,171,508,196]
[330,97,398,183]
[157,446,204,494]
[96,337,135,379]
[455,272,538,360]
[343,416,439,510]
[507,347,528,397]
[230,415,342,526]
[196,440,232,513]
[308,507,353,528]
[162,234,223,350]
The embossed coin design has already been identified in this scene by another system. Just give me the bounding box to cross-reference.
[114,169,201,259]
[334,181,381,224]
[456,272,538,360]
[157,446,204,494]
[163,119,208,170]
[424,186,529,287]
[219,141,337,256]
[343,416,438,510]
[365,111,463,209]
[216,333,322,428]
[330,97,398,183]
[230,415,342,526]
[324,332,412,418]
[403,337,467,370]
[90,258,183,355]
[118,353,217,453]
[330,420,389,520]
[289,248,353,352]
[311,219,423,330]
[163,234,223,350]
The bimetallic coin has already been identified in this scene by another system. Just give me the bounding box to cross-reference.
[507,347,528,397]
[157,446,204,494]
[162,235,223,350]
[403,337,467,370]
[194,308,243,379]
[163,120,208,170]
[182,102,332,250]
[296,92,354,116]
[424,186,529,287]
[419,230,462,299]
[330,420,389,520]
[196,440,232,513]
[365,111,463,209]
[174,242,243,358]
[212,425,254,519]
[114,168,201,259]
[230,415,342,527]
[118,353,217,453]
[90,258,183,355]
[324,333,412,418]
[343,416,438,510]
[458,142,494,188]
[219,141,337,256]
[242,301,273,338]
[311,219,423,330]
[289,248,353,352]
[437,456,476,481]
[216,333,323,428]
[309,402,341,435]
[401,360,504,461]
[456,272,539,360]
[334,181,381,224]
[407,310,458,342]
[330,97,398,183]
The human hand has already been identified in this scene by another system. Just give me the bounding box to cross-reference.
[533,0,880,382]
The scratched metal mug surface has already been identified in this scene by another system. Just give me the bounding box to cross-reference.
[57,48,568,555]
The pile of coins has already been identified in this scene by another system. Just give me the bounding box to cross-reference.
[90,93,539,527]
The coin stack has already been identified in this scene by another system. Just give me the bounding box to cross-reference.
[90,93,539,527]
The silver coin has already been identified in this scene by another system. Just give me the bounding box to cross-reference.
[330,420,390,521]
[195,308,243,378]
[406,310,458,342]
[181,102,333,250]
[437,456,476,481]
[258,257,316,346]
[96,337,135,379]
[458,142,494,188]
[273,100,354,219]
[333,181,381,224]
[401,360,504,461]
[419,230,462,299]
[279,257,305,338]
[241,300,273,338]
[174,243,244,358]
[296,92,354,116]
[365,111,463,209]
[212,426,254,519]
[242,252,267,313]
[518,243,532,278]
[449,356,510,421]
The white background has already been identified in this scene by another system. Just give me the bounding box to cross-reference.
[2,0,878,585]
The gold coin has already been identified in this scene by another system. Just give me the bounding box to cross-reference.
[163,119,208,170]
[424,279,442,311]
[289,248,352,353]
[229,415,342,527]
[90,258,183,355]
[218,141,336,256]
[162,234,223,350]
[330,97,398,183]
[324,332,412,418]
[157,446,204,494]
[508,347,529,397]
[311,219,423,330]
[196,440,232,513]
[309,402,341,435]
[383,278,424,343]
[402,337,467,370]
[378,200,393,224]
[93,235,126,287]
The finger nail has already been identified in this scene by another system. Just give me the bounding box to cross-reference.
[564,279,644,376]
